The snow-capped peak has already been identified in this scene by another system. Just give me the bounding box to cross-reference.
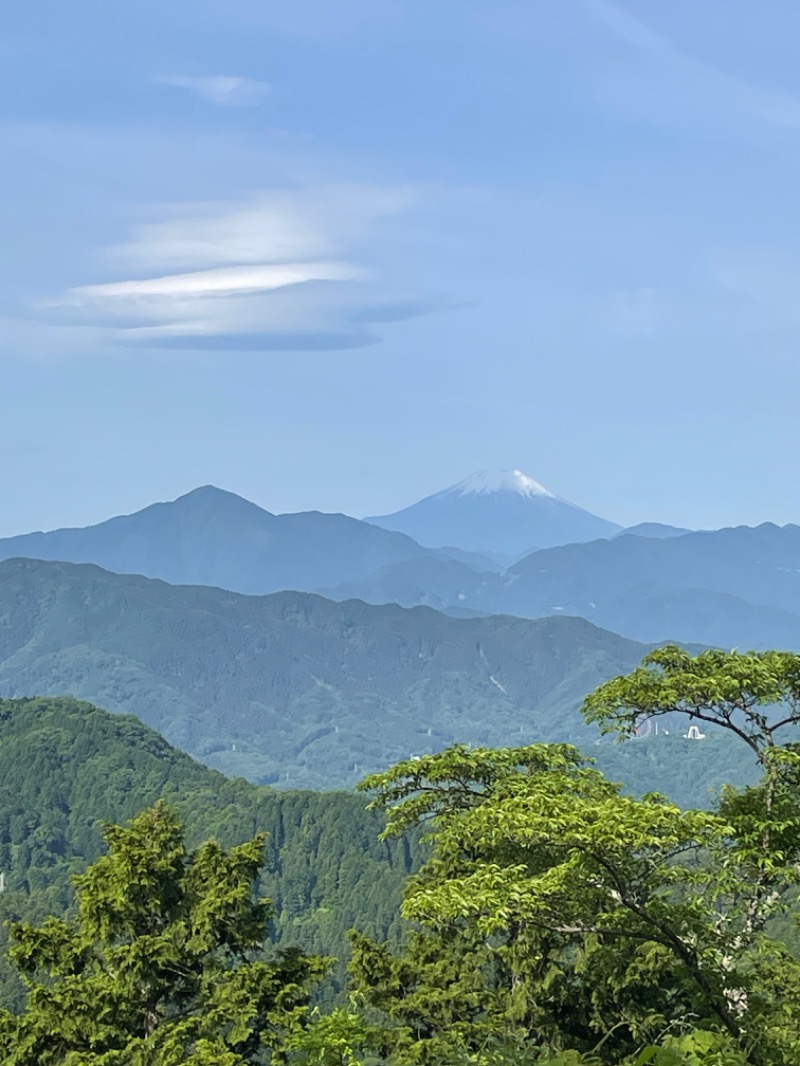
[444,469,556,500]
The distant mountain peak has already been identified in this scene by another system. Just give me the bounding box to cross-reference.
[366,469,620,557]
[174,485,243,502]
[165,485,272,518]
[0,485,434,596]
[442,469,556,500]
[616,522,692,540]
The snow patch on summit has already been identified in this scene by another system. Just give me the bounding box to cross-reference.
[444,469,556,500]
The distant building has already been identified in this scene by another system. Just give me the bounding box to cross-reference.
[684,724,706,741]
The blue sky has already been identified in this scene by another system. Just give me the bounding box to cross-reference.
[3,0,800,535]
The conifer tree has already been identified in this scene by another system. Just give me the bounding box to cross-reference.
[0,802,327,1065]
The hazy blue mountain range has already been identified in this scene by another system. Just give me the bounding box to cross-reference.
[491,522,800,648]
[320,554,490,615]
[328,523,800,651]
[0,485,489,595]
[366,468,622,560]
[7,482,795,651]
[0,557,649,789]
[0,474,619,594]
[615,522,693,539]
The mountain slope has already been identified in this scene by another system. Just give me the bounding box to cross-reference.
[0,558,648,788]
[0,695,419,1011]
[0,486,447,595]
[320,555,492,613]
[0,696,761,1017]
[365,469,622,557]
[488,523,800,647]
[328,523,800,651]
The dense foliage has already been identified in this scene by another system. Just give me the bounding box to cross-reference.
[0,803,327,1064]
[0,697,420,1011]
[5,647,800,1062]
[346,646,800,1064]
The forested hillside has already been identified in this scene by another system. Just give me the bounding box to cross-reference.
[0,692,757,1014]
[0,558,648,788]
[0,696,420,1011]
[592,729,759,808]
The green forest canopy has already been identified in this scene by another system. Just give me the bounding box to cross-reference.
[4,645,800,1061]
[0,696,423,1012]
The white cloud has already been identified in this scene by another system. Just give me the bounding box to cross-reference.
[43,185,439,351]
[109,187,414,272]
[67,262,359,301]
[157,74,271,107]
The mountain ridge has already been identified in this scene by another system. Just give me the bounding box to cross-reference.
[0,485,446,595]
[326,521,800,650]
[0,556,649,789]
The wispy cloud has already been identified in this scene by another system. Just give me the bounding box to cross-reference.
[41,185,443,352]
[108,187,413,272]
[585,0,800,135]
[157,74,271,107]
[67,262,359,302]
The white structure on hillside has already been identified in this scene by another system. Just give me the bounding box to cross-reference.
[684,724,706,741]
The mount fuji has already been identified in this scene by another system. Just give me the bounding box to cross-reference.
[365,469,622,560]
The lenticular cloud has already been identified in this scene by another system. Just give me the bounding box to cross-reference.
[38,186,434,352]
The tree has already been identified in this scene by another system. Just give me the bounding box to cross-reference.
[350,646,800,1065]
[0,802,327,1065]
[582,644,800,760]
[284,1007,375,1066]
[583,645,800,952]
